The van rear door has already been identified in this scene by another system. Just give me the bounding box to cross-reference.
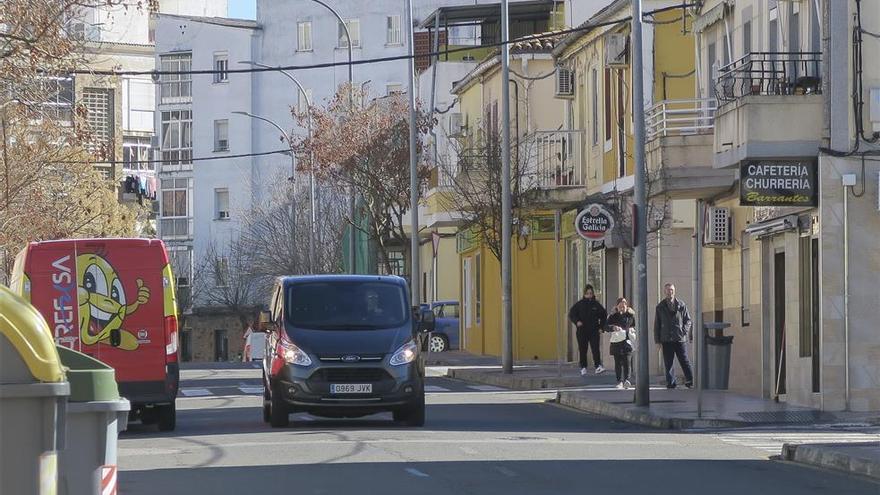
[74,239,168,384]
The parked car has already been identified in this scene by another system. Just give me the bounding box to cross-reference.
[428,301,460,353]
[259,275,434,427]
[243,327,266,361]
[10,238,180,431]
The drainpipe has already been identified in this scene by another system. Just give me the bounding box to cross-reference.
[842,174,855,410]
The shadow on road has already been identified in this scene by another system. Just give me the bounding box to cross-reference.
[119,458,877,495]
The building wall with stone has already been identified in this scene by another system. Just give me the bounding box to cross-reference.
[180,307,260,362]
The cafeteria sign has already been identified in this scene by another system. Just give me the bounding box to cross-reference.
[575,204,615,242]
[740,160,818,207]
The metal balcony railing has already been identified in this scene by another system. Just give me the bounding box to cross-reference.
[646,98,717,141]
[525,130,585,190]
[715,52,822,104]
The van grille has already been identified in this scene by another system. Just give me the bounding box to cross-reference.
[315,368,389,383]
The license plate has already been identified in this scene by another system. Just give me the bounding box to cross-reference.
[330,384,372,394]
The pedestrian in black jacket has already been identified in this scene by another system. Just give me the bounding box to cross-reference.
[654,283,694,389]
[568,284,607,375]
[606,297,636,389]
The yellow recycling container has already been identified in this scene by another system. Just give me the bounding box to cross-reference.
[0,285,69,495]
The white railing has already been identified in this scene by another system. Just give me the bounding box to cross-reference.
[646,98,717,141]
[525,130,585,190]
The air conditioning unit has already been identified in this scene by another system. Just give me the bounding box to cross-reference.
[555,66,574,98]
[448,112,464,136]
[704,207,731,247]
[605,33,628,67]
[218,211,230,220]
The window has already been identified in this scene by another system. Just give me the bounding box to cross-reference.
[213,54,228,83]
[123,136,152,172]
[474,253,481,324]
[741,234,751,326]
[161,110,192,166]
[742,20,752,57]
[296,88,312,114]
[160,178,191,238]
[82,88,112,159]
[769,3,779,54]
[36,76,74,122]
[214,119,229,151]
[215,257,229,288]
[159,53,192,102]
[167,246,192,288]
[338,19,361,48]
[603,68,612,147]
[123,77,154,132]
[462,258,473,328]
[297,21,312,51]
[378,251,405,276]
[387,15,401,45]
[591,68,599,146]
[707,41,717,99]
[386,83,403,95]
[215,188,230,220]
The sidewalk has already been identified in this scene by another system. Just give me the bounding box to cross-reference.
[782,443,880,481]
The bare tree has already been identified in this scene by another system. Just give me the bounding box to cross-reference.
[293,85,432,275]
[193,239,264,329]
[436,113,537,265]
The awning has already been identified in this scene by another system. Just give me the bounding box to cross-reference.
[693,1,733,34]
[419,0,561,29]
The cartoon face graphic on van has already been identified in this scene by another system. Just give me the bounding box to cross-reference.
[76,253,150,351]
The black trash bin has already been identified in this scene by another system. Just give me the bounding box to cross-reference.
[705,334,734,390]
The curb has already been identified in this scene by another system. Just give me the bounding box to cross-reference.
[782,443,880,481]
[446,368,590,390]
[556,390,744,429]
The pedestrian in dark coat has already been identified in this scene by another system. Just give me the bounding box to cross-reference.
[606,297,636,389]
[654,283,694,388]
[568,284,607,375]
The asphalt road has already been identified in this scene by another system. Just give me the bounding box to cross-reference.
[118,364,878,495]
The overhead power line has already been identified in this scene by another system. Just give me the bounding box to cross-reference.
[56,148,291,165]
[68,3,696,77]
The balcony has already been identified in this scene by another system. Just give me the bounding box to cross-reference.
[522,130,587,205]
[645,98,735,199]
[712,52,824,168]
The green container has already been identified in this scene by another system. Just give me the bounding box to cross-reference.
[56,346,120,402]
[55,346,129,495]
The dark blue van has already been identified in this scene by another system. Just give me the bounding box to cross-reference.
[258,275,433,427]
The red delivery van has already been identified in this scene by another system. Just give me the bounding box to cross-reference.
[10,238,180,431]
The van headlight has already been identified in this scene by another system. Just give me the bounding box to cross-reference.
[389,340,418,366]
[280,340,312,367]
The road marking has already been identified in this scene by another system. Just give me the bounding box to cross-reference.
[405,468,430,478]
[179,388,212,397]
[495,466,517,477]
[239,387,264,395]
[467,385,507,391]
[715,430,880,454]
[425,385,451,392]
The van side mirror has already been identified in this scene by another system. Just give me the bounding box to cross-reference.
[258,311,273,332]
[110,328,122,347]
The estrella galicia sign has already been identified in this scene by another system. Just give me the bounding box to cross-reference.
[575,204,615,242]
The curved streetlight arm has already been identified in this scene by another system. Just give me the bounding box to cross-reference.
[232,110,291,145]
[309,0,353,107]
[238,61,313,135]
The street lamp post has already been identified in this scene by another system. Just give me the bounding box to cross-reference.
[310,0,357,274]
[500,0,513,373]
[239,61,317,274]
[405,0,420,304]
[232,111,299,273]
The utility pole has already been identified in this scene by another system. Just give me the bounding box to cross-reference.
[500,0,513,374]
[405,0,420,304]
[631,0,651,406]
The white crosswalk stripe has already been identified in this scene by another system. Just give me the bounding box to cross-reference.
[238,386,264,395]
[179,388,212,397]
[468,385,507,392]
[425,385,451,392]
[715,429,880,455]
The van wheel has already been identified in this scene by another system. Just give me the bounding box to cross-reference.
[269,394,289,428]
[157,403,176,432]
[393,393,425,427]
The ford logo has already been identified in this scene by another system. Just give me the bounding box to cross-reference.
[341,355,361,363]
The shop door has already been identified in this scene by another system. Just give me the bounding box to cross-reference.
[774,253,787,396]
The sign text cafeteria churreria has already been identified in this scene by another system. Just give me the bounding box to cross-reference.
[740,160,818,207]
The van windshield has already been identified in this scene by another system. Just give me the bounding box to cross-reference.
[286,281,409,330]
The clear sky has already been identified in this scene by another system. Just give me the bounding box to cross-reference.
[228,0,256,19]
